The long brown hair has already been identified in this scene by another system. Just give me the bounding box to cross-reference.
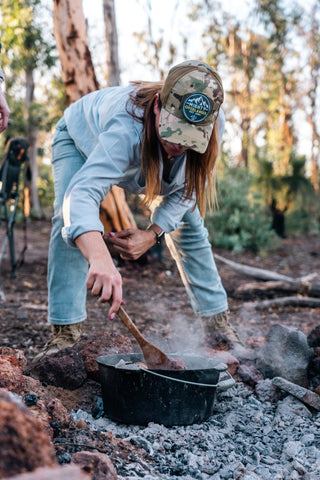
[128,81,220,217]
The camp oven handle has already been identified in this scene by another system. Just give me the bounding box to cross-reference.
[138,366,235,390]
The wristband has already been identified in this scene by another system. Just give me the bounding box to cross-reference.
[147,224,164,244]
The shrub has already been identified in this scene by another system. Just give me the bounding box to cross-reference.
[206,168,278,253]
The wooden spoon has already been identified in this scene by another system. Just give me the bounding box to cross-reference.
[115,305,185,370]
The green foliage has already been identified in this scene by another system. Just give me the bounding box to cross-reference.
[253,151,315,211]
[206,168,277,253]
[285,210,320,236]
[37,163,54,208]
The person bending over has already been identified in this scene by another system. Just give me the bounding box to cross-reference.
[34,59,242,363]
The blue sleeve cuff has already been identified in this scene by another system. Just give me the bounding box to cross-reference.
[61,221,105,248]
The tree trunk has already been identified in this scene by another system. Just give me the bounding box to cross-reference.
[307,7,320,194]
[25,67,41,216]
[53,0,135,234]
[103,0,121,86]
[53,0,100,105]
[99,186,137,232]
[101,0,135,232]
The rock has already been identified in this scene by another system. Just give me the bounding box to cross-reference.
[204,347,240,375]
[272,376,320,410]
[276,395,313,418]
[308,355,320,392]
[72,451,117,480]
[281,440,303,461]
[70,418,88,430]
[2,465,90,480]
[22,376,70,428]
[0,389,56,478]
[46,397,70,428]
[236,364,264,387]
[255,324,313,387]
[79,331,134,381]
[309,356,320,375]
[255,378,282,403]
[24,396,53,439]
[203,332,234,351]
[30,348,87,390]
[307,325,320,348]
[0,356,25,394]
[246,336,265,349]
[0,347,27,369]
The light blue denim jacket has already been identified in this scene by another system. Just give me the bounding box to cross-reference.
[61,85,225,247]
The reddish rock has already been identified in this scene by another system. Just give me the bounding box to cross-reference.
[202,332,233,351]
[30,348,87,390]
[246,336,265,349]
[22,376,70,429]
[24,397,53,439]
[0,347,27,369]
[236,364,264,387]
[72,451,117,480]
[0,389,56,478]
[70,419,88,430]
[79,331,134,381]
[0,357,25,394]
[46,397,70,427]
[2,465,90,480]
[204,347,240,376]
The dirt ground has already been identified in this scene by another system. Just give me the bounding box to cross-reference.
[0,219,319,408]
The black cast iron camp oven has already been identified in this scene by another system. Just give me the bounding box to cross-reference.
[97,353,235,426]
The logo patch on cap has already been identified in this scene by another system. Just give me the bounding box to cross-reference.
[182,93,211,123]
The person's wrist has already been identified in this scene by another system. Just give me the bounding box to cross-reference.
[146,223,164,245]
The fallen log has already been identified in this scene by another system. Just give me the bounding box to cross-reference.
[272,376,320,411]
[215,254,320,297]
[251,296,320,310]
[233,281,314,300]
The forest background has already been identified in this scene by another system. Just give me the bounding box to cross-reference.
[0,0,319,254]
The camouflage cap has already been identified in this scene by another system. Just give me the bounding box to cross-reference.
[159,60,224,154]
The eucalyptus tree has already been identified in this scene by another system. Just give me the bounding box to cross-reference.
[0,0,57,215]
[190,1,267,168]
[53,0,135,233]
[255,0,301,175]
[299,2,320,193]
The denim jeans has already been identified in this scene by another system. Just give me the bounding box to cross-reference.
[48,120,228,324]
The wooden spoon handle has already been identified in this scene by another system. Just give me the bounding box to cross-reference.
[116,305,148,347]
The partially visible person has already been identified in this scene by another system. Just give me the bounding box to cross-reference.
[0,43,10,133]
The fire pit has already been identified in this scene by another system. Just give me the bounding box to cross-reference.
[97,353,235,426]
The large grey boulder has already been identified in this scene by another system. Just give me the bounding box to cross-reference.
[255,324,313,387]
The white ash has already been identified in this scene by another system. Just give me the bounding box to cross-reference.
[114,359,141,370]
[71,382,320,480]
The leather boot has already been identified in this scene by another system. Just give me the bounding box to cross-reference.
[200,310,243,349]
[32,322,82,364]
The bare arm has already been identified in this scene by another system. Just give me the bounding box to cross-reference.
[75,231,122,320]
